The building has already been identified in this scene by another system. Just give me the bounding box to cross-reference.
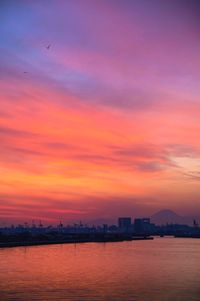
[118,217,132,230]
[134,218,151,234]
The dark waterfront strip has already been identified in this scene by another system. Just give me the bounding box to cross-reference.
[0,235,153,249]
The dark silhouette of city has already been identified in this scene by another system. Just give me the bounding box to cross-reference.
[0,214,199,248]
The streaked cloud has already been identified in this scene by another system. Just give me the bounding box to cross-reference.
[0,0,200,223]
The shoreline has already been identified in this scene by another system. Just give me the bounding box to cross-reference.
[0,236,154,249]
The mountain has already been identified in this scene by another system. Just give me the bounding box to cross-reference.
[151,209,194,225]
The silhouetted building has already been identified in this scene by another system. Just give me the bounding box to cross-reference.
[134,218,152,234]
[118,217,132,232]
[103,224,108,233]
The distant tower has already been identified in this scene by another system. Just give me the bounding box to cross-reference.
[59,221,63,228]
[118,217,132,231]
[193,219,198,227]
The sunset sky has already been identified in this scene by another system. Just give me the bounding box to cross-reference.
[1,0,200,224]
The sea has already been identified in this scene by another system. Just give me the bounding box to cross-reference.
[0,237,199,301]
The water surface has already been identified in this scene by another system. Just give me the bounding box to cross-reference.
[0,237,199,301]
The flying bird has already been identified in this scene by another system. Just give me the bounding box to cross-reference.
[46,44,51,50]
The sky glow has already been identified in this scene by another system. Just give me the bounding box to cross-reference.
[1,0,200,224]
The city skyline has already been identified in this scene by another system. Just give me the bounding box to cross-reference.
[1,0,200,224]
[0,208,198,227]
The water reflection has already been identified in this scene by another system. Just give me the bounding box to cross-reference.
[0,238,200,301]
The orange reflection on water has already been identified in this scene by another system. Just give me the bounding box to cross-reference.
[0,238,200,301]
